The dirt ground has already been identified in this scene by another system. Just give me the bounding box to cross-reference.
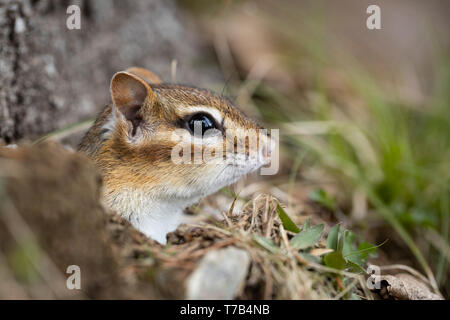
[0,142,442,299]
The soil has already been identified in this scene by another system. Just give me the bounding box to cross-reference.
[0,142,160,299]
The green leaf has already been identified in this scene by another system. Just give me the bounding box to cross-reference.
[337,230,346,253]
[326,224,340,250]
[346,253,364,267]
[302,218,310,230]
[308,188,336,210]
[323,251,346,270]
[276,204,301,233]
[253,235,279,254]
[357,241,380,259]
[290,224,324,250]
[342,230,357,256]
[298,252,322,264]
[350,293,362,300]
[345,260,365,273]
[339,230,364,266]
[345,239,386,261]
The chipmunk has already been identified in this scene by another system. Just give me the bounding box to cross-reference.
[79,67,274,244]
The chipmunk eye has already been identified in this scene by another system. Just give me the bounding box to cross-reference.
[187,113,217,135]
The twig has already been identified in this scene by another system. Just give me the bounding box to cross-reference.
[334,278,359,300]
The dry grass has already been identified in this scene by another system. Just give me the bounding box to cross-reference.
[145,192,371,299]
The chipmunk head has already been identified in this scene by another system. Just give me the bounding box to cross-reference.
[88,67,275,201]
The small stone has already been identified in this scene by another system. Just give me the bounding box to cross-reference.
[14,17,26,33]
[186,246,250,299]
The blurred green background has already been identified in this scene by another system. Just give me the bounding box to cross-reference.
[178,0,450,295]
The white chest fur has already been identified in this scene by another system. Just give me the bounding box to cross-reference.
[104,187,199,244]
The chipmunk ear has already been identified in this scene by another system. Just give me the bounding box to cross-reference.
[126,67,162,84]
[110,71,155,134]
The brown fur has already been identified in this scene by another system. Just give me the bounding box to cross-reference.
[78,68,271,243]
[79,83,262,189]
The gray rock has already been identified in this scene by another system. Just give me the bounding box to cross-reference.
[186,247,250,300]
